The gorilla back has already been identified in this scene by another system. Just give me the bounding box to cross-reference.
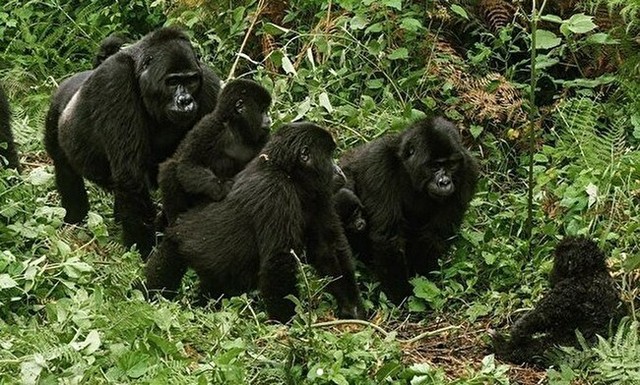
[340,116,479,302]
[146,122,364,322]
[44,27,220,258]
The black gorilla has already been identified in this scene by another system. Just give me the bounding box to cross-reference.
[0,85,20,171]
[145,122,365,322]
[93,34,129,68]
[158,78,271,224]
[340,116,479,302]
[44,27,220,258]
[334,187,367,236]
[492,237,627,366]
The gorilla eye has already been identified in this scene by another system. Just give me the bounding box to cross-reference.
[407,146,415,157]
[299,146,310,163]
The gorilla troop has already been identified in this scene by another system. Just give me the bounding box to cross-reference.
[44,27,221,258]
[340,116,479,302]
[146,122,364,322]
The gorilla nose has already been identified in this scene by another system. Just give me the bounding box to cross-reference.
[437,177,451,188]
[176,94,194,110]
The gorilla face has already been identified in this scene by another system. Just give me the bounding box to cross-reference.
[399,118,465,199]
[138,39,203,127]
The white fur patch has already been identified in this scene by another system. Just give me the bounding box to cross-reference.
[59,90,82,127]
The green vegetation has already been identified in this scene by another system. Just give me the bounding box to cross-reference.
[1,0,639,383]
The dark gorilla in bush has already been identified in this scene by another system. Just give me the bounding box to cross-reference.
[0,85,20,171]
[491,237,627,366]
[93,34,129,68]
[44,27,221,258]
[145,122,365,322]
[158,78,271,224]
[340,116,479,302]
[334,187,367,236]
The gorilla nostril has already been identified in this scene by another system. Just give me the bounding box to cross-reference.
[177,94,193,108]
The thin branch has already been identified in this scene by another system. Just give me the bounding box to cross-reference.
[226,0,267,82]
[311,319,459,344]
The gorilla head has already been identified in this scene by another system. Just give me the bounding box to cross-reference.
[215,79,272,142]
[135,28,204,127]
[549,236,608,286]
[398,117,467,199]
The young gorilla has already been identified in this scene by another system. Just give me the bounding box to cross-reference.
[491,237,627,366]
[145,122,365,322]
[334,187,367,236]
[93,34,129,68]
[339,116,479,303]
[158,79,271,224]
[44,27,221,258]
[0,85,20,171]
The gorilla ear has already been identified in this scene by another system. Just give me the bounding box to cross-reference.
[235,99,244,113]
[142,55,153,69]
[299,146,310,163]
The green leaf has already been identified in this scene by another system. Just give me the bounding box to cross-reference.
[540,14,563,23]
[449,4,469,20]
[26,167,53,186]
[262,22,289,36]
[469,124,483,139]
[383,0,402,11]
[281,53,296,75]
[400,17,422,32]
[0,273,18,289]
[350,14,368,30]
[318,92,333,113]
[535,29,562,49]
[388,47,408,60]
[565,13,597,34]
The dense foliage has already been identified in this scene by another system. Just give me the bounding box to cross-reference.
[1,0,638,383]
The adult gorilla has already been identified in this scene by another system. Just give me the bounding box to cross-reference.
[44,27,220,258]
[340,116,479,302]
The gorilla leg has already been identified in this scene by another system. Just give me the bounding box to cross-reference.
[308,218,364,319]
[144,237,188,298]
[258,252,298,322]
[44,117,89,223]
[113,183,156,258]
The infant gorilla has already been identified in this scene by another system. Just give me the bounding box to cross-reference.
[491,237,627,366]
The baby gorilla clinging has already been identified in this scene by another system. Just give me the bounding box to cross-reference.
[145,122,365,322]
[491,237,627,366]
[158,79,271,224]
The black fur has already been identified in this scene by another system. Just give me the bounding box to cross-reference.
[492,237,627,366]
[339,116,479,302]
[0,85,20,171]
[158,78,271,224]
[44,27,221,258]
[93,34,129,68]
[334,187,367,235]
[145,122,364,322]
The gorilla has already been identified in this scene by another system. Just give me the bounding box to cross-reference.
[93,34,129,68]
[340,116,479,302]
[44,27,221,258]
[158,78,271,224]
[145,122,365,322]
[0,85,20,171]
[334,187,367,236]
[491,237,627,366]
